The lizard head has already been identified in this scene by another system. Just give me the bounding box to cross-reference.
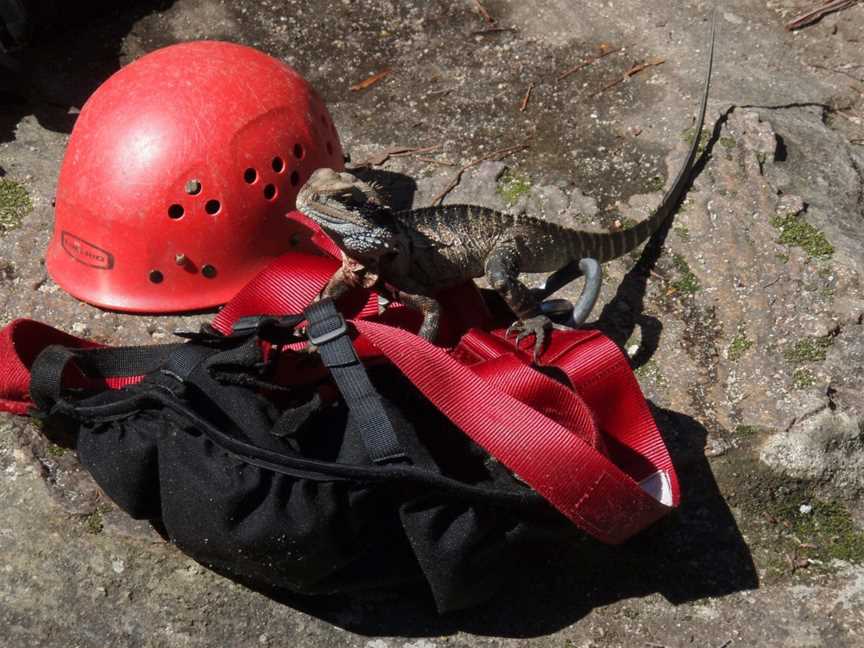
[296,168,398,258]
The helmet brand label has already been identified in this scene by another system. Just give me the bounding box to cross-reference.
[61,231,114,270]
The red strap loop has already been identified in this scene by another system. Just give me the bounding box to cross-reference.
[353,320,675,544]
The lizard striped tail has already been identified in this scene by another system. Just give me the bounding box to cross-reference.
[572,11,716,264]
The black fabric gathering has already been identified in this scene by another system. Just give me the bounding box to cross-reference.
[28,300,576,612]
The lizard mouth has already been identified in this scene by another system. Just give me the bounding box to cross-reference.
[307,201,354,225]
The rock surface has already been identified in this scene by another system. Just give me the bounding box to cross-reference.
[2,1,864,646]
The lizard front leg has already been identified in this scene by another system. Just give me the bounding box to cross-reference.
[484,245,551,360]
[319,256,379,301]
[306,258,378,352]
[376,272,443,342]
[391,289,442,342]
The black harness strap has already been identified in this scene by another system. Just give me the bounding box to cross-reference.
[29,343,186,414]
[28,303,408,465]
[305,299,408,465]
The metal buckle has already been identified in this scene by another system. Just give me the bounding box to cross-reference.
[307,313,348,346]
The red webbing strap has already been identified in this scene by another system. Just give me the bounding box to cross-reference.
[211,252,378,335]
[354,319,674,544]
[0,319,143,414]
[544,332,679,503]
[459,326,679,505]
[211,250,494,349]
[0,239,677,542]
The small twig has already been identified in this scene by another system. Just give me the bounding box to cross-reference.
[831,109,864,127]
[519,81,535,112]
[625,58,665,78]
[430,142,530,205]
[716,641,732,648]
[350,68,392,92]
[592,58,665,97]
[471,26,517,36]
[785,0,859,31]
[473,0,496,23]
[558,46,622,81]
[414,156,459,166]
[389,144,442,158]
[352,144,442,167]
[762,275,782,289]
[810,62,864,82]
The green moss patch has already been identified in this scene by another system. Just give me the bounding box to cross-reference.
[784,335,833,364]
[735,424,774,437]
[792,367,817,389]
[682,126,711,154]
[84,510,104,535]
[770,212,834,258]
[634,359,667,388]
[613,216,637,230]
[771,500,864,568]
[727,327,753,362]
[45,443,67,458]
[671,253,700,294]
[645,175,665,192]
[719,453,864,580]
[496,170,532,205]
[719,136,736,149]
[0,178,32,233]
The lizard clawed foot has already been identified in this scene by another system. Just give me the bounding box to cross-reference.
[506,314,553,362]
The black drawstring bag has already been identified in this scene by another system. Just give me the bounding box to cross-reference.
[29,300,572,612]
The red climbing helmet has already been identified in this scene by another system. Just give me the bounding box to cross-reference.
[46,40,344,312]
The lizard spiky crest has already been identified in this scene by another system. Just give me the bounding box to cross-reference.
[296,168,398,257]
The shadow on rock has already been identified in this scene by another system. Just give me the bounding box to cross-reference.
[348,166,418,212]
[230,406,757,638]
[0,0,175,143]
[594,110,731,368]
[191,116,755,638]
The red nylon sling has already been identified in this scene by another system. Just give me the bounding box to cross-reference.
[355,321,677,544]
[0,242,679,543]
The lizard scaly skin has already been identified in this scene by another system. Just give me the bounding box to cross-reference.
[297,14,716,357]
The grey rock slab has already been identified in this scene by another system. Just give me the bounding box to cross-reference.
[760,406,864,486]
[2,1,864,646]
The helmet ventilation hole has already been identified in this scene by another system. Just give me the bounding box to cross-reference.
[149,270,164,284]
[243,168,258,184]
[185,179,202,195]
[263,184,277,200]
[293,143,304,159]
[290,170,300,187]
[168,204,184,219]
[202,265,217,279]
[272,156,285,173]
[326,141,334,156]
[205,199,221,215]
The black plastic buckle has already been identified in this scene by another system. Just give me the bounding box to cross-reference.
[307,312,348,346]
[176,315,305,345]
[231,315,270,337]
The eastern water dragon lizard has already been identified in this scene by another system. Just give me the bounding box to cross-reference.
[296,14,717,358]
